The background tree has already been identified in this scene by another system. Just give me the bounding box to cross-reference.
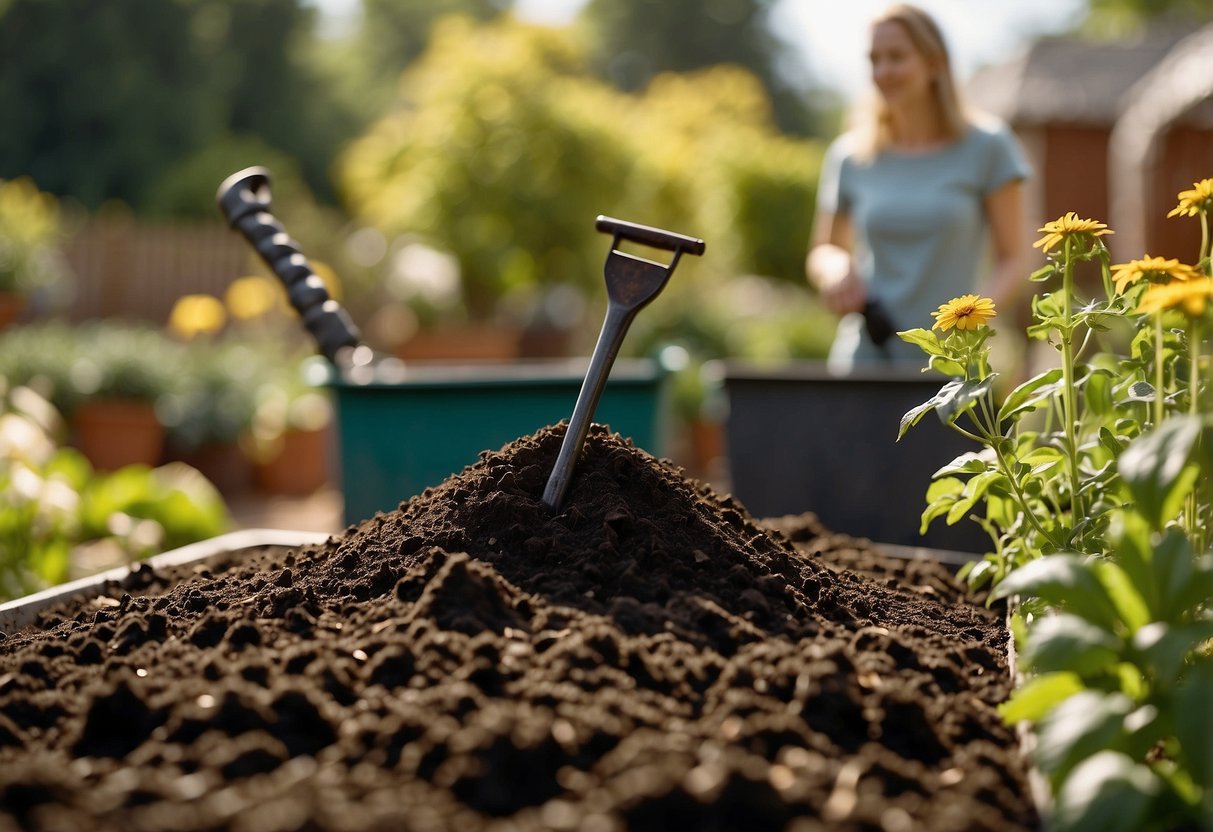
[338,16,824,343]
[0,0,358,212]
[579,0,820,135]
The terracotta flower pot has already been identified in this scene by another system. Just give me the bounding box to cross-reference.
[71,398,165,471]
[0,293,26,330]
[253,425,330,496]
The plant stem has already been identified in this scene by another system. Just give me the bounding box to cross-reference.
[1187,317,1204,549]
[992,441,1062,551]
[1154,313,1165,428]
[1060,238,1084,528]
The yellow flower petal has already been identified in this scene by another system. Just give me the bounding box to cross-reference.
[1033,212,1113,253]
[1109,255,1200,295]
[225,275,281,321]
[1137,277,1213,317]
[931,294,997,332]
[168,294,226,338]
[1167,178,1213,218]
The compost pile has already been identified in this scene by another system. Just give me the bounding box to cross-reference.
[0,424,1036,832]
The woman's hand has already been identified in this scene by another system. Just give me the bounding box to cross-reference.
[807,243,867,315]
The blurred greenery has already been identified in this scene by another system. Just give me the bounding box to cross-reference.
[0,381,228,601]
[0,178,71,298]
[339,16,825,353]
[581,0,820,135]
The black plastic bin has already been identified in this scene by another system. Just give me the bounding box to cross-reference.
[721,360,989,553]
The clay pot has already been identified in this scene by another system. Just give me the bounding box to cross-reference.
[253,425,330,496]
[395,325,521,361]
[71,399,165,471]
[0,293,26,330]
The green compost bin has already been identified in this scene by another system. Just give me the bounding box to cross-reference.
[318,357,668,525]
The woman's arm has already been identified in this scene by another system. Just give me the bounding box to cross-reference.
[983,178,1026,313]
[806,210,866,315]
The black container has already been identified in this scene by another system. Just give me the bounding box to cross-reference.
[721,360,989,553]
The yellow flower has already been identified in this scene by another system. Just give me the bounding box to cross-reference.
[931,294,997,332]
[1033,212,1113,254]
[168,294,226,338]
[1110,255,1201,295]
[1137,277,1213,317]
[1167,178,1213,218]
[225,275,281,321]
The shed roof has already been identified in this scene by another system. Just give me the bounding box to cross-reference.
[967,27,1190,126]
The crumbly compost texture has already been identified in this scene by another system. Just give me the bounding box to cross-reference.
[0,424,1036,832]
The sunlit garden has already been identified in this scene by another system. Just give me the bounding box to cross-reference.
[0,1,1210,830]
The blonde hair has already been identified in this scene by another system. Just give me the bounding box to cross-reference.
[852,4,969,159]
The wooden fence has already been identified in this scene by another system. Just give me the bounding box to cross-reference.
[64,217,254,324]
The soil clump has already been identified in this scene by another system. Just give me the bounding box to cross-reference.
[0,424,1035,831]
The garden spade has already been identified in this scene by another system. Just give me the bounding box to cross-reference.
[543,216,704,511]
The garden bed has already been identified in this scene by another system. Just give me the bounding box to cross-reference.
[0,425,1037,831]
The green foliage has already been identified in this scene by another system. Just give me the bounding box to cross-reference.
[580,0,819,135]
[0,382,228,601]
[900,191,1213,829]
[0,177,71,296]
[0,0,358,211]
[339,16,823,339]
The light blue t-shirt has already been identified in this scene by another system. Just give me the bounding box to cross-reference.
[817,119,1030,366]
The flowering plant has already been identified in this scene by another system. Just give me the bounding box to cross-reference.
[898,180,1212,831]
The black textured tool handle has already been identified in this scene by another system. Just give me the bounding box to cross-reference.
[595,215,706,256]
[216,166,361,365]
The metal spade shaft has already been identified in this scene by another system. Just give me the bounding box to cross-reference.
[543,216,704,511]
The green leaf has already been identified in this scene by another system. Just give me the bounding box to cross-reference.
[1175,661,1213,789]
[1034,690,1134,780]
[1131,622,1213,684]
[1121,381,1156,404]
[998,368,1064,423]
[991,555,1119,630]
[896,327,945,356]
[1092,560,1151,636]
[933,450,992,478]
[945,469,1003,526]
[1098,427,1124,457]
[999,671,1086,724]
[1051,752,1160,832]
[1106,511,1157,617]
[919,476,965,534]
[1030,263,1057,282]
[1023,613,1122,677]
[926,353,966,378]
[1118,416,1202,529]
[1152,529,1194,618]
[899,398,940,441]
[1174,554,1213,613]
[934,376,995,426]
[1083,370,1114,417]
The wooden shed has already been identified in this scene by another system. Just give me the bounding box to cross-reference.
[968,24,1213,264]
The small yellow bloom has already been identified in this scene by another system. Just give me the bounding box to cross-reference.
[225,275,281,321]
[1137,277,1213,317]
[1034,212,1113,254]
[931,294,997,332]
[168,294,226,338]
[1109,255,1201,295]
[1167,178,1213,218]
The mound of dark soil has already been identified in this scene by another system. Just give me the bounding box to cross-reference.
[0,424,1035,831]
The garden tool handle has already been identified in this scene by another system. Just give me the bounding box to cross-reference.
[215,166,362,366]
[595,216,706,256]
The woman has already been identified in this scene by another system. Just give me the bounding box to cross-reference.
[806,3,1030,371]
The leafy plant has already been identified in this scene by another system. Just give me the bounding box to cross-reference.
[899,178,1213,830]
[0,381,228,601]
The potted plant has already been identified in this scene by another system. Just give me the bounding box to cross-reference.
[65,323,183,471]
[247,358,335,497]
